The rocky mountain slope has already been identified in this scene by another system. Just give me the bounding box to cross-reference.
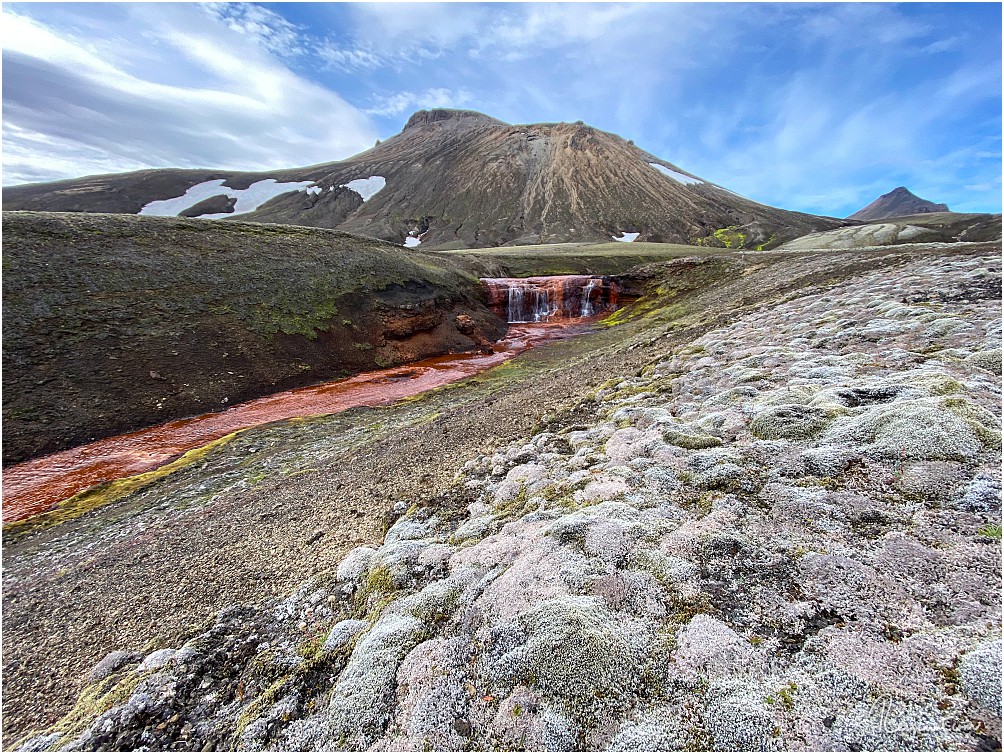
[779,212,1001,251]
[849,187,950,221]
[3,109,848,249]
[1,211,505,466]
[5,238,1000,751]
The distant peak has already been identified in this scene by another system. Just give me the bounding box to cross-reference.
[403,109,508,130]
[848,186,949,221]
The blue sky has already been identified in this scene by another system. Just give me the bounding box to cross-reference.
[3,2,1000,216]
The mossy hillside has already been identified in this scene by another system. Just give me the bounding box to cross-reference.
[2,212,505,466]
[3,212,478,338]
[431,240,724,277]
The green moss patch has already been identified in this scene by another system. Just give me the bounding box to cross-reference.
[4,432,241,537]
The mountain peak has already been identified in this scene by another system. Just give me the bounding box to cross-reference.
[403,109,508,130]
[4,107,845,249]
[848,186,949,221]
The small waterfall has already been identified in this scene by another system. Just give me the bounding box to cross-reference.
[482,275,621,323]
[532,287,552,322]
[580,278,599,317]
[508,285,525,323]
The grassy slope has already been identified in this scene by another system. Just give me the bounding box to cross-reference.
[429,240,729,277]
[2,212,505,466]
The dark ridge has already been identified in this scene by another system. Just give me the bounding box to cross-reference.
[848,186,950,221]
[403,109,508,130]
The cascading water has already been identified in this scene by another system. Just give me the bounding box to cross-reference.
[482,275,621,323]
[580,278,599,317]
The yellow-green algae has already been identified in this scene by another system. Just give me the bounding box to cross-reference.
[4,432,242,536]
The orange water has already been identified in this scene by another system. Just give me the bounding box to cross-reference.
[2,320,596,524]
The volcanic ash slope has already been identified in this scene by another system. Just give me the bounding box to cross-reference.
[19,251,1002,751]
[2,109,846,249]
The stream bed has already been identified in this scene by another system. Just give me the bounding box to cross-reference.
[2,318,602,524]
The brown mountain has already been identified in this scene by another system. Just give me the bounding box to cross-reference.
[3,109,848,249]
[848,186,950,221]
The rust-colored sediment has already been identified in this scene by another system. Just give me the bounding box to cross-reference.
[1,321,596,524]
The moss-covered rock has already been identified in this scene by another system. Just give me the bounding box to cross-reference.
[750,404,833,441]
[826,397,1000,462]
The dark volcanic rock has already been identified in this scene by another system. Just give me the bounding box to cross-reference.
[243,185,363,229]
[403,108,507,130]
[848,186,950,221]
[178,194,236,217]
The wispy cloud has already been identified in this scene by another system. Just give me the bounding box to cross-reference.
[364,88,474,117]
[201,2,305,58]
[315,41,384,71]
[1,5,377,185]
[674,56,1001,215]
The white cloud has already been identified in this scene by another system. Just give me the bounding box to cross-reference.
[1,5,377,185]
[920,35,964,55]
[364,88,474,117]
[798,4,932,48]
[964,181,1000,192]
[316,41,383,71]
[350,3,485,58]
[201,2,304,58]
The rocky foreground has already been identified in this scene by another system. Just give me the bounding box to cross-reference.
[7,244,1002,751]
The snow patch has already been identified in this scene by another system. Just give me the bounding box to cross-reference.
[341,176,386,202]
[649,162,703,185]
[404,233,422,248]
[138,180,231,217]
[202,179,315,218]
[612,232,639,243]
[139,178,316,218]
[305,185,322,196]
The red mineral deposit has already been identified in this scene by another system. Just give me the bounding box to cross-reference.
[2,317,601,523]
[481,275,620,323]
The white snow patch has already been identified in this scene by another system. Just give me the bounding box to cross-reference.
[138,180,231,217]
[202,179,315,218]
[404,234,422,248]
[139,178,316,218]
[340,176,386,202]
[649,162,703,185]
[612,232,639,243]
[305,185,322,196]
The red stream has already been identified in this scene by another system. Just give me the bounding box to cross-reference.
[2,320,597,524]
